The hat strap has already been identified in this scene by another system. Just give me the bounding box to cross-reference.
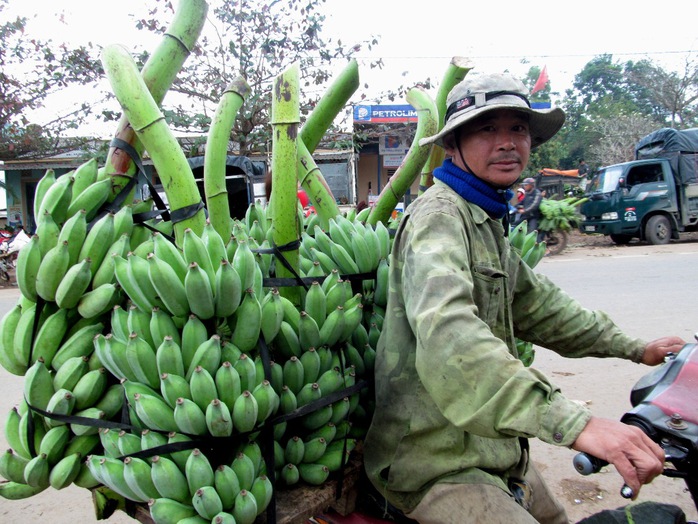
[444,90,531,123]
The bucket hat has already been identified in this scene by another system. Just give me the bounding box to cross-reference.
[419,73,565,149]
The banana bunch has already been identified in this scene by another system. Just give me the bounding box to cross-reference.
[508,220,546,269]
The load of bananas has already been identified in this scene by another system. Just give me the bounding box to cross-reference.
[0,152,392,523]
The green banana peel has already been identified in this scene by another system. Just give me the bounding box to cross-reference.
[204,77,252,241]
[102,44,206,245]
[419,57,473,195]
[297,140,340,231]
[99,0,209,200]
[271,63,302,305]
[367,87,438,226]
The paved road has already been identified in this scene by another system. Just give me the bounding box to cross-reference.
[1,239,697,522]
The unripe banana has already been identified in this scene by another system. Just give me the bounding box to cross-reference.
[214,464,241,511]
[279,385,298,415]
[156,336,185,377]
[80,212,116,277]
[0,479,48,499]
[282,356,305,395]
[273,320,301,360]
[232,390,258,434]
[298,462,330,485]
[33,169,57,219]
[31,307,70,368]
[189,365,218,414]
[69,407,105,437]
[67,178,112,222]
[24,358,54,411]
[316,367,345,397]
[122,457,160,503]
[0,304,26,376]
[325,278,349,314]
[57,208,88,267]
[44,388,76,428]
[0,448,29,483]
[186,334,222,381]
[300,347,322,384]
[251,379,278,424]
[304,281,326,329]
[213,259,242,318]
[63,432,100,459]
[140,429,168,455]
[5,407,29,459]
[55,258,93,310]
[174,397,208,436]
[181,314,209,371]
[15,234,42,302]
[12,303,36,370]
[126,332,160,389]
[319,305,346,348]
[78,282,121,319]
[280,463,300,486]
[160,373,191,410]
[115,430,142,457]
[36,211,60,257]
[48,452,82,490]
[345,342,366,376]
[148,497,198,524]
[38,424,71,466]
[147,253,190,318]
[231,451,255,491]
[374,220,392,260]
[350,229,374,273]
[51,319,105,371]
[284,435,305,465]
[93,383,124,420]
[70,158,98,202]
[183,227,216,288]
[23,452,50,488]
[113,254,152,312]
[192,485,224,520]
[35,240,71,302]
[133,393,177,433]
[150,306,182,349]
[185,448,215,496]
[205,399,233,437]
[230,289,262,353]
[152,231,187,283]
[259,287,283,343]
[231,238,256,293]
[112,204,134,242]
[214,361,242,412]
[296,381,322,408]
[298,311,321,352]
[150,455,190,503]
[302,436,328,463]
[39,173,73,226]
[279,294,301,332]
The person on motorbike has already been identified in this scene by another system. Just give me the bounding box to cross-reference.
[518,176,544,241]
[362,72,686,523]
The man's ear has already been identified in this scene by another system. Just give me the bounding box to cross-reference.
[442,132,457,156]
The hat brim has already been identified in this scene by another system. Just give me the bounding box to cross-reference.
[419,104,565,149]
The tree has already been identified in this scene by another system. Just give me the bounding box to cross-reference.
[0,0,103,160]
[137,0,380,156]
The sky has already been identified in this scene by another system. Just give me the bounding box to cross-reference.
[5,0,697,136]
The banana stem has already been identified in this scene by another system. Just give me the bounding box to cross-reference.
[102,44,206,245]
[367,87,438,226]
[419,57,473,195]
[99,0,209,200]
[297,140,340,231]
[204,77,251,242]
[271,63,302,305]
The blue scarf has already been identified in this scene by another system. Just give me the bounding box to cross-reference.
[433,159,513,219]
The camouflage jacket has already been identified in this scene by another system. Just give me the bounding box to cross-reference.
[363,180,646,512]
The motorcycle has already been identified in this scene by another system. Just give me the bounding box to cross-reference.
[574,340,698,517]
[0,229,30,281]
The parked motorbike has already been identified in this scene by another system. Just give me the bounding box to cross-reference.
[574,340,698,515]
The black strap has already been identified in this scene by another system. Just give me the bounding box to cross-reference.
[445,90,531,123]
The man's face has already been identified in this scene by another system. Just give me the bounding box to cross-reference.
[523,183,534,193]
[444,109,531,188]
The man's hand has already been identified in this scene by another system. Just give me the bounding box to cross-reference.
[641,336,686,365]
[571,417,665,498]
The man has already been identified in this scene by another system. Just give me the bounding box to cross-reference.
[578,159,590,178]
[362,73,685,523]
[517,177,544,240]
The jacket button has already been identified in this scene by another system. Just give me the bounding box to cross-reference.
[553,432,563,443]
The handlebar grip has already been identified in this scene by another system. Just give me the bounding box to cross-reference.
[573,452,607,475]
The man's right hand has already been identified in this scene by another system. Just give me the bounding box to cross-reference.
[571,416,665,498]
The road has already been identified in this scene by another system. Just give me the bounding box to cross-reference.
[1,237,697,522]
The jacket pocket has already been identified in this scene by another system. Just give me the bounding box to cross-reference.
[472,265,507,326]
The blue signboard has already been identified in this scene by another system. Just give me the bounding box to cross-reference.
[353,104,418,123]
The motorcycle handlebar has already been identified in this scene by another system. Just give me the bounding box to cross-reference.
[573,452,634,499]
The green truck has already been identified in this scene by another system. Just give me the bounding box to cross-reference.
[579,127,698,245]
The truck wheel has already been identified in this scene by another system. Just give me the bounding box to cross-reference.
[610,234,632,245]
[645,215,671,245]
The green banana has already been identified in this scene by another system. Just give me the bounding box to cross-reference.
[127,304,156,349]
[374,220,392,260]
[110,305,130,342]
[113,254,155,313]
[350,229,374,273]
[33,169,57,219]
[57,208,88,267]
[298,310,321,351]
[232,390,258,434]
[232,353,257,394]
[186,335,222,382]
[128,252,167,313]
[116,429,142,456]
[150,454,190,503]
[156,336,186,377]
[55,258,93,310]
[67,177,112,222]
[181,314,209,372]
[205,398,233,437]
[0,480,48,500]
[249,474,273,514]
[79,212,116,277]
[69,407,105,437]
[15,234,42,302]
[160,373,191,409]
[48,452,83,490]
[133,393,177,433]
[284,435,305,466]
[125,332,160,389]
[70,158,98,203]
[296,382,321,408]
[24,359,55,411]
[231,238,256,293]
[147,253,190,318]
[319,305,346,347]
[202,219,228,267]
[0,304,26,376]
[302,436,328,463]
[282,356,305,395]
[72,367,108,411]
[23,452,50,488]
[184,261,216,320]
[35,211,60,257]
[214,361,242,412]
[174,397,208,435]
[5,407,29,459]
[192,485,224,520]
[112,204,134,242]
[38,173,73,226]
[0,449,29,483]
[298,463,330,485]
[150,306,182,349]
[330,241,360,275]
[214,464,241,511]
[304,281,327,329]
[31,307,69,368]
[63,432,100,459]
[44,388,76,428]
[123,456,160,500]
[148,497,198,524]
[95,455,148,503]
[280,463,300,486]
[214,259,242,318]
[35,240,71,302]
[93,383,124,420]
[230,289,262,353]
[153,231,188,283]
[185,448,215,496]
[183,227,216,288]
[186,365,217,409]
[231,451,255,491]
[78,283,121,319]
[250,379,278,424]
[273,321,302,360]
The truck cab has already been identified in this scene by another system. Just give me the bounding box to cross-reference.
[579,158,678,245]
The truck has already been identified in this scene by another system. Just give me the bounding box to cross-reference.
[579,127,698,245]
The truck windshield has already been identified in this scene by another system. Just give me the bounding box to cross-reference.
[587,166,624,194]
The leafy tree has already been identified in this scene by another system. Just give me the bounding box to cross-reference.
[0,0,103,160]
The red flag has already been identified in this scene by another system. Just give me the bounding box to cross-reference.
[531,66,549,95]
